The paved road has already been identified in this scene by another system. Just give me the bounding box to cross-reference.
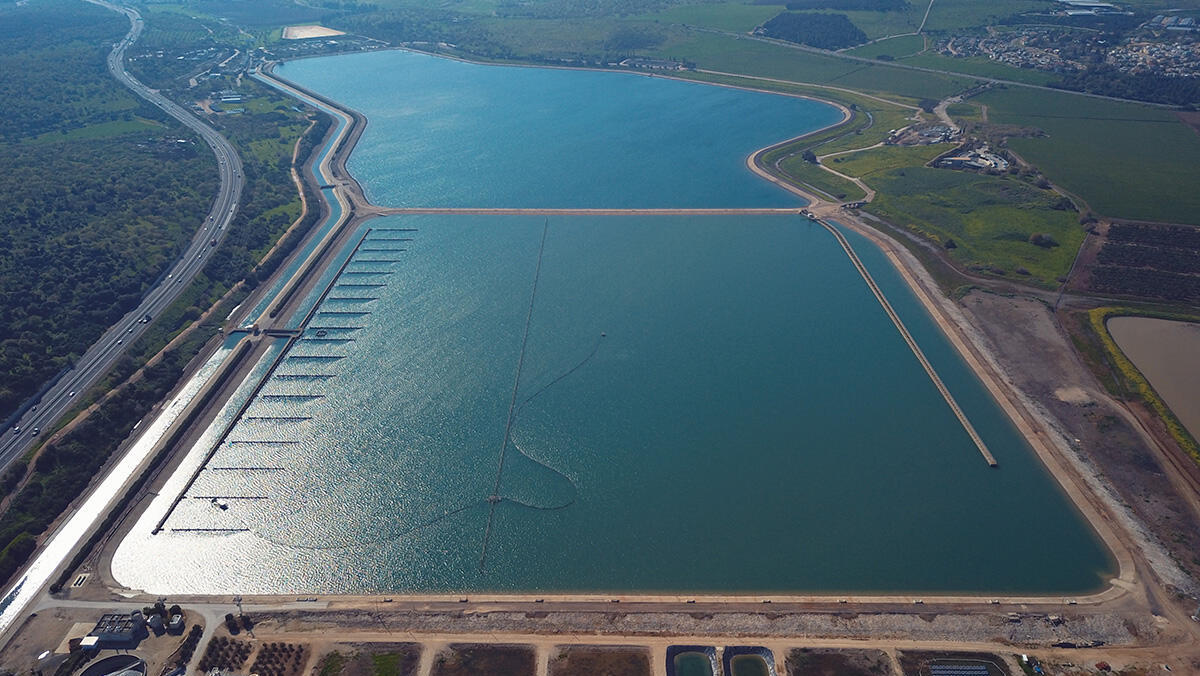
[0,1,243,474]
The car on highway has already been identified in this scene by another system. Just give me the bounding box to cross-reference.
[31,428,39,436]
[12,427,19,435]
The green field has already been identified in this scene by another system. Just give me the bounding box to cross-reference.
[837,8,922,40]
[921,0,1049,33]
[30,117,165,142]
[898,52,1058,86]
[476,16,648,57]
[976,86,1200,225]
[825,142,950,176]
[649,31,973,99]
[777,156,869,201]
[946,101,983,122]
[368,0,501,12]
[846,34,925,59]
[866,168,1085,286]
[638,3,785,32]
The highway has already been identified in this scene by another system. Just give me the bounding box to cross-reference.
[0,0,243,475]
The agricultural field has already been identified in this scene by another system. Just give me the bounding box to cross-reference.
[787,648,893,676]
[637,2,785,32]
[646,31,973,99]
[134,7,223,49]
[920,0,1048,33]
[898,52,1058,85]
[365,0,503,13]
[846,34,926,59]
[549,646,652,676]
[315,646,422,676]
[431,645,535,676]
[975,86,1200,225]
[185,0,328,27]
[474,16,664,58]
[1088,223,1200,303]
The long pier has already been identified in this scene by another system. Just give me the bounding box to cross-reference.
[815,217,997,467]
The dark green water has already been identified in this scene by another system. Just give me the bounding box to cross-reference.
[731,655,770,676]
[675,653,714,676]
[111,52,1113,595]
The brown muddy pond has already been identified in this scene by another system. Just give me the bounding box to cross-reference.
[1108,316,1200,439]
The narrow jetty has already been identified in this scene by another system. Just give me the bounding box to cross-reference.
[817,218,998,468]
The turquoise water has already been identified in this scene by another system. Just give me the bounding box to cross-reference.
[110,52,1113,594]
[114,215,1111,593]
[276,51,841,208]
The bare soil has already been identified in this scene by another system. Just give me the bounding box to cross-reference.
[549,644,651,676]
[431,643,536,676]
[1176,111,1200,136]
[785,647,891,675]
[281,25,346,40]
[961,291,1200,591]
[336,643,422,676]
[897,650,1010,675]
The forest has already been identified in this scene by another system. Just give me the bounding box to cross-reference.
[0,0,216,422]
[759,11,868,50]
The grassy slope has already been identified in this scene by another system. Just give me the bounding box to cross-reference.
[779,157,869,201]
[825,142,949,176]
[866,164,1085,285]
[977,86,1200,225]
[945,101,982,122]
